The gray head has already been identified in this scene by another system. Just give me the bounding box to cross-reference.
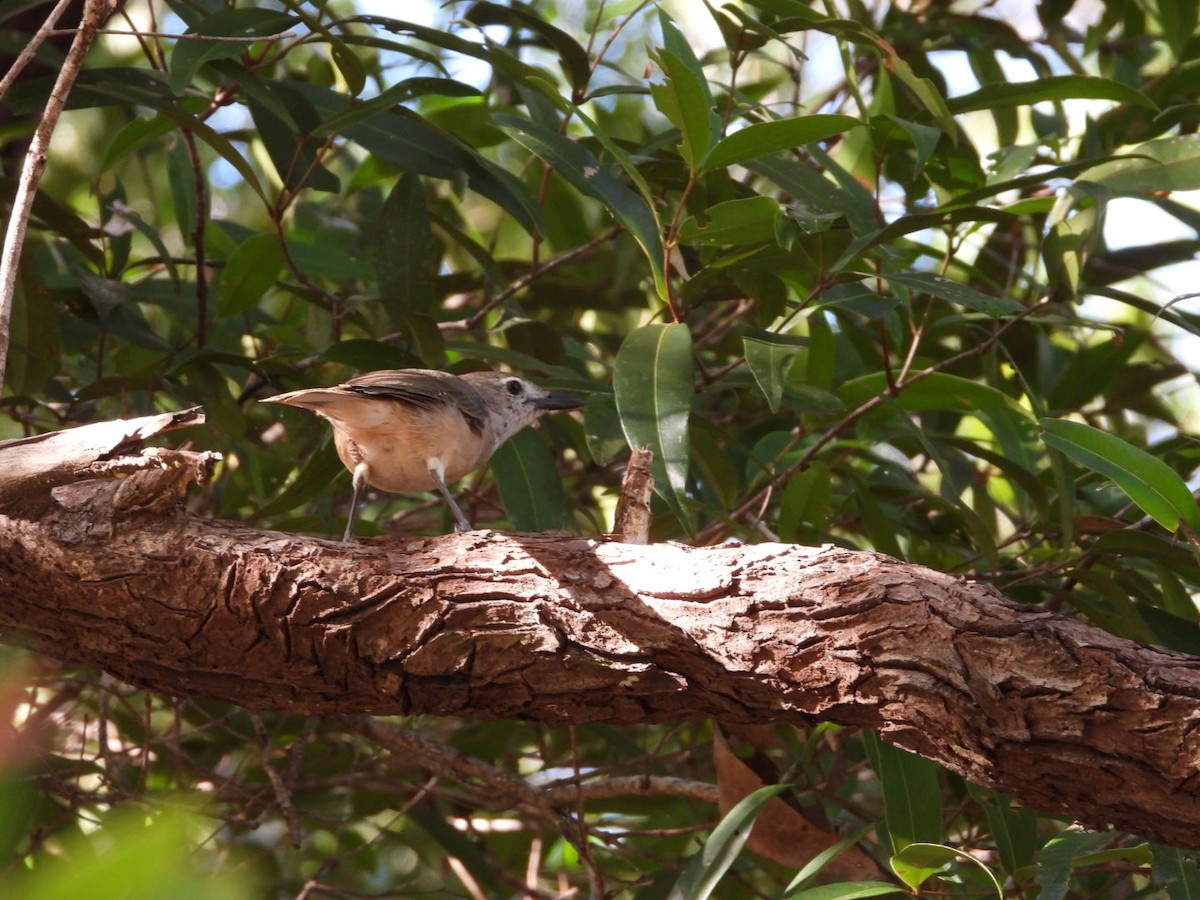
[460,371,582,447]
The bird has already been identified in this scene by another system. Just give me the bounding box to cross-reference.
[263,368,583,539]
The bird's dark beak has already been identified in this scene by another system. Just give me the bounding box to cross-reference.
[534,391,584,411]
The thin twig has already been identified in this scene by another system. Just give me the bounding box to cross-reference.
[0,0,111,396]
[180,129,209,347]
[251,713,302,848]
[46,28,297,43]
[0,0,75,101]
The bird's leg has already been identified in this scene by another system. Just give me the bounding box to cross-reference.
[427,458,473,532]
[344,462,370,541]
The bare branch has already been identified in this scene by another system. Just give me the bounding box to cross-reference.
[0,0,76,102]
[0,0,112,395]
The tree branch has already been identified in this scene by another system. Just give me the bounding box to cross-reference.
[0,0,112,395]
[1,426,1200,847]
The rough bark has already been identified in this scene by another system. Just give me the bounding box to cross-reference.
[1,424,1199,848]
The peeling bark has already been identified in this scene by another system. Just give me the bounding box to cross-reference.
[1,431,1199,847]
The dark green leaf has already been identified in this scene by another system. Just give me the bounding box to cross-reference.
[650,47,719,174]
[678,196,779,246]
[874,271,1024,317]
[614,324,693,527]
[783,884,906,900]
[99,114,176,174]
[168,9,300,94]
[865,732,943,852]
[891,843,1003,896]
[1035,831,1115,900]
[742,332,806,412]
[668,785,789,900]
[491,428,574,532]
[1040,418,1200,532]
[293,83,542,232]
[375,173,437,320]
[583,393,627,465]
[321,340,423,372]
[706,115,861,170]
[1152,844,1200,899]
[465,1,592,92]
[6,258,61,396]
[947,75,1156,114]
[216,233,284,316]
[840,372,1031,418]
[1080,134,1200,194]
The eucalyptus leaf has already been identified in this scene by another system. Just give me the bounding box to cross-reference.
[614,324,694,528]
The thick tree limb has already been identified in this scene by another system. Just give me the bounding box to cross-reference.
[0,407,205,518]
[1,438,1199,848]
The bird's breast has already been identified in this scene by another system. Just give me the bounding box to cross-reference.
[330,401,492,492]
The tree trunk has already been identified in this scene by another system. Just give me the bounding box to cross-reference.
[1,416,1199,847]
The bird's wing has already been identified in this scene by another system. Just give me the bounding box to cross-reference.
[340,370,488,434]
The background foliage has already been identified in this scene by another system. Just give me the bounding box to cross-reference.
[3,0,1200,895]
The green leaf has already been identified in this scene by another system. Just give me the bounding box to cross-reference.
[100,114,176,174]
[216,233,284,317]
[1035,831,1113,900]
[678,196,780,246]
[668,785,788,900]
[781,822,880,896]
[885,56,956,137]
[243,76,340,194]
[650,46,719,174]
[496,114,666,298]
[872,271,1024,317]
[705,115,861,170]
[967,784,1039,877]
[839,372,1031,419]
[879,115,942,177]
[614,324,693,527]
[321,340,423,372]
[465,1,592,93]
[169,9,300,94]
[1152,844,1200,899]
[329,38,367,96]
[742,332,806,412]
[162,107,270,205]
[375,173,437,320]
[891,843,1003,896]
[583,393,627,465]
[490,428,573,532]
[946,75,1156,114]
[256,440,348,523]
[292,83,542,232]
[1039,418,1200,532]
[783,884,906,900]
[166,137,195,246]
[779,461,831,544]
[865,732,943,852]
[1080,134,1200,194]
[652,8,719,175]
[315,78,482,136]
[833,206,1017,270]
[6,256,61,396]
[10,807,248,900]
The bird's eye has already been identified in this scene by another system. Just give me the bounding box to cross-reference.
[505,379,524,396]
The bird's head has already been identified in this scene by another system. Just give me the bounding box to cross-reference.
[463,371,583,446]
